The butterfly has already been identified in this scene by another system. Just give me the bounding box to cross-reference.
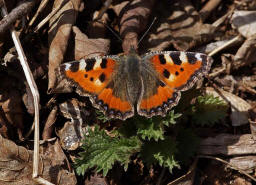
[57,48,213,120]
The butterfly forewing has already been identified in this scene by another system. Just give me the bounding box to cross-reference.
[137,51,212,118]
[59,56,134,120]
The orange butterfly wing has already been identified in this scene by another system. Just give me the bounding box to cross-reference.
[59,57,134,120]
[137,51,213,118]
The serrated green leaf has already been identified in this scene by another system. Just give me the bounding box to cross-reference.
[191,94,228,126]
[75,126,141,176]
[160,110,182,127]
[136,117,165,141]
[140,137,180,173]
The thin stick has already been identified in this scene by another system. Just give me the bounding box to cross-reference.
[1,1,53,184]
[29,0,50,27]
[208,35,243,57]
[138,17,157,45]
[198,155,256,182]
[33,0,68,32]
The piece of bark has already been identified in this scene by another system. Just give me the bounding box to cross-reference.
[48,0,81,92]
[199,134,256,155]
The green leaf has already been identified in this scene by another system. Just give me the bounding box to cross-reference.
[141,137,180,173]
[75,126,141,176]
[136,117,165,141]
[135,111,182,141]
[191,94,228,126]
[160,110,182,127]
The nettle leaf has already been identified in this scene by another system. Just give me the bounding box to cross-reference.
[75,126,141,176]
[191,94,228,126]
[160,110,182,127]
[141,137,180,173]
[134,111,182,141]
[136,117,164,141]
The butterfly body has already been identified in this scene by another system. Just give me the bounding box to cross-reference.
[58,50,213,120]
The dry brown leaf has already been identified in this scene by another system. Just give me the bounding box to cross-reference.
[234,34,256,69]
[84,174,108,185]
[233,177,252,185]
[58,98,89,150]
[206,87,251,126]
[0,73,23,140]
[72,26,110,59]
[113,0,155,53]
[145,0,216,52]
[86,10,109,39]
[57,122,81,151]
[48,0,81,91]
[0,135,76,185]
[42,106,58,140]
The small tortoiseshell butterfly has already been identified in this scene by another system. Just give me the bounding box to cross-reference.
[57,48,213,120]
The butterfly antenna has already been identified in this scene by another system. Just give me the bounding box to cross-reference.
[93,20,123,42]
[138,17,157,46]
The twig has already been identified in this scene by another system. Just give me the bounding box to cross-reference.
[29,0,50,27]
[33,0,69,32]
[1,1,53,185]
[198,155,256,182]
[212,7,234,27]
[200,0,222,22]
[0,0,36,34]
[208,35,244,57]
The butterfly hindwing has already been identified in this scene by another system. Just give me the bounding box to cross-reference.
[59,56,134,120]
[137,51,213,118]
